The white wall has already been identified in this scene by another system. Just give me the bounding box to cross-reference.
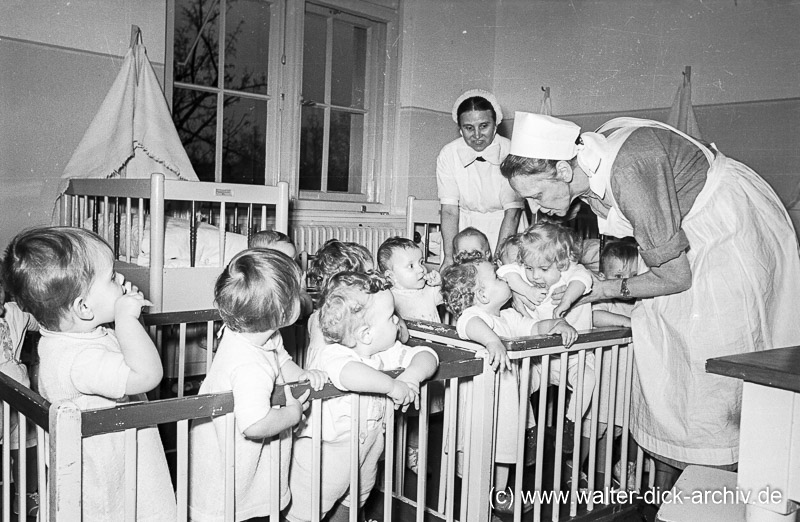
[494,0,800,115]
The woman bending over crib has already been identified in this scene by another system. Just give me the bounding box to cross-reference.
[2,227,176,522]
[189,248,326,521]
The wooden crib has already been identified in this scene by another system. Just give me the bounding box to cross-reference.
[0,307,648,521]
[58,173,289,313]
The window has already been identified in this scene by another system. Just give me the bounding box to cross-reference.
[167,0,396,205]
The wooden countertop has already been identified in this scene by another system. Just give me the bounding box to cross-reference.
[706,346,800,394]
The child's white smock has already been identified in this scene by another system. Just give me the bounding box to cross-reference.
[287,341,437,522]
[189,329,293,521]
[38,328,176,522]
[390,285,443,322]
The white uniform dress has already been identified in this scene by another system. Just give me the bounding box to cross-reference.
[436,134,524,251]
[584,118,800,466]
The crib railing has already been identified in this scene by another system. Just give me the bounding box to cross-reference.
[407,320,653,522]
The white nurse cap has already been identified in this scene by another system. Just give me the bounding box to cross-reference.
[452,89,503,124]
[509,112,581,160]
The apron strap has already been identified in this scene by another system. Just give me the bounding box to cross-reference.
[597,117,715,165]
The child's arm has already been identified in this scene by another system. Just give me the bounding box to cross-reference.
[503,272,547,306]
[281,359,327,390]
[424,270,442,287]
[115,285,163,395]
[552,280,587,319]
[338,361,418,408]
[592,310,632,328]
[395,351,438,410]
[242,388,310,439]
[463,316,511,372]
[533,318,578,347]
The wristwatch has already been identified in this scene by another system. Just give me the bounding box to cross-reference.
[620,278,632,299]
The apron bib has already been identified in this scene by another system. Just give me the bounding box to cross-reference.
[589,118,800,465]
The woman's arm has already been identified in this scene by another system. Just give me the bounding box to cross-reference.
[440,204,459,270]
[497,208,522,249]
[573,252,691,305]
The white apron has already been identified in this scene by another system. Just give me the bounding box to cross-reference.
[587,118,800,465]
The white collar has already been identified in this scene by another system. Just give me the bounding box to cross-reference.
[576,132,608,198]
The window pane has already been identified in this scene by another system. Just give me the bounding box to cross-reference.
[174,0,219,87]
[328,111,363,193]
[225,0,270,94]
[172,88,217,182]
[302,12,327,104]
[331,21,366,109]
[222,96,267,185]
[299,106,325,191]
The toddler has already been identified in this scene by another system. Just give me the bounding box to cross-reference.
[287,272,438,522]
[377,236,443,322]
[593,240,638,328]
[498,222,593,328]
[0,284,40,516]
[189,248,326,521]
[452,226,492,261]
[441,254,576,514]
[2,226,176,521]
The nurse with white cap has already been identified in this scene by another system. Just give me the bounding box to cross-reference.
[436,90,524,268]
[501,111,800,490]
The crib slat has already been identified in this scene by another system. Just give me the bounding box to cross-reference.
[533,355,550,522]
[311,400,323,522]
[552,353,569,522]
[393,415,407,492]
[3,403,10,522]
[437,383,451,514]
[459,380,473,521]
[37,428,48,521]
[416,385,429,522]
[270,434,280,520]
[190,201,197,268]
[587,347,603,511]
[604,345,620,492]
[177,323,187,398]
[124,428,138,522]
[16,415,26,522]
[125,197,133,263]
[444,378,458,522]
[218,201,226,267]
[50,402,83,521]
[465,363,495,521]
[223,413,235,522]
[176,418,189,521]
[206,320,215,375]
[514,358,532,522]
[383,399,395,522]
[569,350,587,517]
[621,343,635,491]
[349,396,360,522]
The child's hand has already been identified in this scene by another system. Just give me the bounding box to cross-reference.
[115,282,153,320]
[397,317,410,343]
[548,320,578,347]
[285,388,311,423]
[387,379,418,412]
[424,270,442,287]
[523,285,548,306]
[485,340,512,373]
[394,375,423,410]
[511,293,535,318]
[553,299,572,319]
[299,370,328,391]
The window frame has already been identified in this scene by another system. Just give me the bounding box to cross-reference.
[165,0,399,211]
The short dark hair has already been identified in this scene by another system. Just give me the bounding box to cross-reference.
[599,240,639,274]
[377,236,419,272]
[318,271,389,347]
[249,229,293,249]
[456,96,496,126]
[2,227,112,330]
[214,248,301,333]
[308,239,373,288]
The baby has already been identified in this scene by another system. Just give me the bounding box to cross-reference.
[497,222,593,329]
[287,272,438,522]
[593,239,638,328]
[377,236,443,322]
[441,254,576,514]
[189,248,326,520]
[453,226,492,261]
[3,227,176,521]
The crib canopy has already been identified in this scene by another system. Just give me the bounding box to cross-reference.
[62,26,198,182]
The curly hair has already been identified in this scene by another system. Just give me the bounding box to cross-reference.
[441,252,486,318]
[518,222,580,272]
[2,226,112,330]
[307,239,373,288]
[376,236,419,272]
[214,248,301,332]
[318,271,390,347]
[495,232,523,266]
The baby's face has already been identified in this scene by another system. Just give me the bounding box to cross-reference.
[601,258,636,280]
[387,247,427,290]
[523,259,562,290]
[455,236,490,258]
[476,261,511,306]
[363,290,399,354]
[83,249,125,325]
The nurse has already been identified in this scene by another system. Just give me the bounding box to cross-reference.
[500,112,800,488]
[436,90,524,269]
